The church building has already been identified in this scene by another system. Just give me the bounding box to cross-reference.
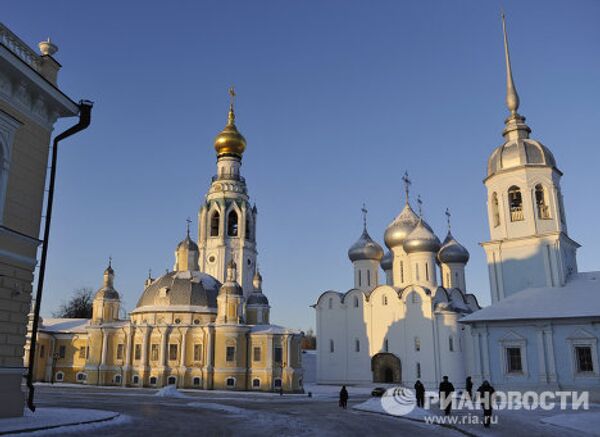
[25,91,304,392]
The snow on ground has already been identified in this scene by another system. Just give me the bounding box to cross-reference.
[154,385,188,398]
[541,412,600,436]
[0,408,119,435]
[10,414,132,436]
[187,402,248,415]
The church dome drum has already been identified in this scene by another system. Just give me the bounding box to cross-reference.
[380,251,393,271]
[487,138,556,178]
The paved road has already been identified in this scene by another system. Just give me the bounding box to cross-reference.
[32,385,461,437]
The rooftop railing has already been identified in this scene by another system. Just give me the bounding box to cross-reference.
[0,23,41,72]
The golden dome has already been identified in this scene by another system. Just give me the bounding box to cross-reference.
[214,88,246,158]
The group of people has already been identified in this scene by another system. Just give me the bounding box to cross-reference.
[414,376,496,427]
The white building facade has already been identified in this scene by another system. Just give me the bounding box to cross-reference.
[461,16,600,400]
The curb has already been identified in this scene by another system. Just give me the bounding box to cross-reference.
[0,412,121,435]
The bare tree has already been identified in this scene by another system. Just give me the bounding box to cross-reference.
[53,287,94,318]
[301,328,316,350]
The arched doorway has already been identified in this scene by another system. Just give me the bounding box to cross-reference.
[371,353,401,384]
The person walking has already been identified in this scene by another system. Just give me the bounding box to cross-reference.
[477,380,495,428]
[414,380,425,408]
[465,376,473,400]
[339,385,348,409]
[438,376,455,416]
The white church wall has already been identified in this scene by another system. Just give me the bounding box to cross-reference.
[315,292,348,384]
[344,290,373,382]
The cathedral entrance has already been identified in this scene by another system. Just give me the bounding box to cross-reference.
[371,353,401,384]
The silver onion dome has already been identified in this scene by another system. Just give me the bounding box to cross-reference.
[487,138,556,178]
[247,291,269,305]
[384,203,420,249]
[348,228,384,262]
[403,219,441,254]
[380,251,393,271]
[437,231,470,264]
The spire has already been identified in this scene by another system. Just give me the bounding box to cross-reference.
[228,86,236,125]
[402,171,412,205]
[445,208,452,232]
[103,257,114,288]
[186,217,192,238]
[501,13,520,115]
[361,203,368,231]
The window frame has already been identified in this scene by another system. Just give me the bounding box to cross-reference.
[226,346,236,362]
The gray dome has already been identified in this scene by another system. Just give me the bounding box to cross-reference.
[348,229,384,262]
[247,292,269,305]
[177,235,199,252]
[135,270,220,309]
[403,220,441,254]
[384,204,420,249]
[487,139,557,177]
[380,251,393,271]
[95,286,119,300]
[437,232,469,264]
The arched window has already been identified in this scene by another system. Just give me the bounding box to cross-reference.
[416,362,421,379]
[226,377,236,388]
[367,270,371,286]
[355,339,360,352]
[492,192,501,227]
[274,378,282,388]
[55,371,64,382]
[382,295,388,306]
[358,270,362,287]
[132,375,140,384]
[449,336,454,352]
[149,376,157,385]
[193,377,201,386]
[329,339,334,353]
[76,372,87,382]
[535,184,551,219]
[508,186,524,221]
[245,216,252,240]
[400,261,405,283]
[167,376,177,385]
[114,374,122,384]
[227,210,239,237]
[210,211,220,237]
[353,296,359,308]
[425,263,429,281]
[252,378,261,388]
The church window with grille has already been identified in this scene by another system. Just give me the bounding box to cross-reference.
[169,344,178,361]
[210,211,220,236]
[508,186,524,221]
[226,346,235,362]
[575,346,594,373]
[227,210,239,237]
[506,347,523,373]
[535,184,551,219]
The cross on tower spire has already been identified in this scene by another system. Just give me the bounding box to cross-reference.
[417,195,423,218]
[185,217,192,237]
[361,203,368,231]
[108,256,112,268]
[228,86,236,125]
[402,171,412,205]
[445,208,452,232]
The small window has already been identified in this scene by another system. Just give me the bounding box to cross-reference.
[59,345,66,359]
[134,344,141,361]
[40,345,45,358]
[575,346,594,373]
[329,339,334,353]
[506,347,523,373]
[226,377,235,387]
[210,211,220,236]
[367,269,371,286]
[425,263,429,281]
[169,344,178,361]
[78,346,86,359]
[415,337,421,352]
[252,378,260,388]
[167,376,177,385]
[226,346,235,362]
[358,270,362,287]
[245,216,252,240]
[116,344,124,360]
[150,376,157,385]
[274,378,282,388]
[194,319,200,325]
[194,344,203,362]
[227,210,239,237]
[382,295,388,306]
[353,296,359,308]
[76,372,87,382]
[355,339,360,353]
[384,339,389,353]
[193,377,201,386]
[253,346,261,362]
[151,344,159,361]
[535,184,551,219]
[55,372,64,382]
[400,261,405,283]
[114,374,122,384]
[132,375,140,384]
[508,186,524,222]
[274,347,283,364]
[492,192,500,227]
[416,362,421,379]
[449,336,454,352]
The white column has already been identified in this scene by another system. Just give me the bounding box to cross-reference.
[537,327,548,384]
[545,326,557,382]
[179,328,188,387]
[142,328,150,368]
[125,329,132,367]
[481,328,490,381]
[100,330,108,366]
[160,328,168,367]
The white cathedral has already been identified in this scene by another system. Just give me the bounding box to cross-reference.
[314,16,600,398]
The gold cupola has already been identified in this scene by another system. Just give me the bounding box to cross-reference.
[214,87,246,159]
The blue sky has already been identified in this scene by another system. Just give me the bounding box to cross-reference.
[5,0,600,330]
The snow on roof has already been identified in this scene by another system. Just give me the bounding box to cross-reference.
[130,304,217,314]
[251,324,302,335]
[461,272,600,323]
[40,318,90,333]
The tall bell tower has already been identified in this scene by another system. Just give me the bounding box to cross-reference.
[482,15,579,303]
[198,88,258,297]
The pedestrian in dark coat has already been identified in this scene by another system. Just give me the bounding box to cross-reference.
[414,380,426,408]
[477,380,495,428]
[465,376,473,400]
[339,385,348,409]
[438,376,455,416]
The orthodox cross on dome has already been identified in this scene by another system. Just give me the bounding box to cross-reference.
[108,256,112,268]
[228,86,236,124]
[185,217,192,237]
[361,203,368,231]
[445,208,452,231]
[402,171,412,205]
[417,195,423,218]
[148,268,152,280]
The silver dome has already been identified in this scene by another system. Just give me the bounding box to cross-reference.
[177,235,199,252]
[487,138,557,177]
[135,270,220,309]
[380,251,393,271]
[94,286,119,300]
[348,228,384,262]
[384,204,419,249]
[247,291,269,305]
[403,220,441,254]
[437,231,470,264]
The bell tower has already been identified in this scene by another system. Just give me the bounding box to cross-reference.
[482,15,579,303]
[198,88,258,297]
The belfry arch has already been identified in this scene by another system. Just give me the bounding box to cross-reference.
[371,353,401,384]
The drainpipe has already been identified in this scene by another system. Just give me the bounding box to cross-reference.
[26,100,93,412]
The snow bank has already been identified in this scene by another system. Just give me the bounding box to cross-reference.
[541,412,600,435]
[0,408,119,435]
[353,396,431,421]
[187,402,248,415]
[154,385,188,398]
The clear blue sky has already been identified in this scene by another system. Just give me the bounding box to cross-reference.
[6,0,600,330]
